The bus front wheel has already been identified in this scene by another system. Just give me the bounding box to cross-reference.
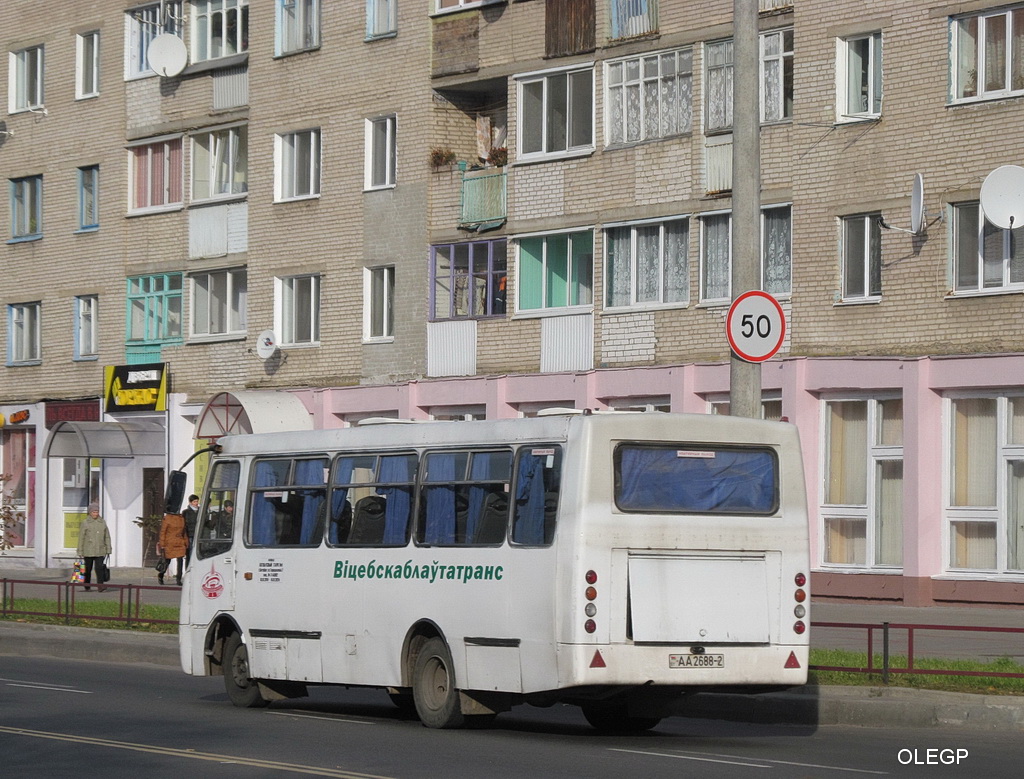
[224,633,269,708]
[412,637,464,729]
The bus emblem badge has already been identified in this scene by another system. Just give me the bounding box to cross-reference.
[202,564,224,599]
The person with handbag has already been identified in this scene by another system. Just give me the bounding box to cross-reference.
[157,511,188,585]
[76,502,112,592]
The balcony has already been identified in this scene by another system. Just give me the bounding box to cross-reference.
[459,164,506,230]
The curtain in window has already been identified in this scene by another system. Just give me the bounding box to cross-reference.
[706,41,733,131]
[465,455,491,544]
[250,460,284,545]
[763,208,791,295]
[825,517,866,564]
[379,454,414,545]
[1009,461,1024,570]
[985,14,1007,92]
[625,59,641,142]
[763,34,783,121]
[827,401,867,505]
[512,453,547,544]
[518,237,544,310]
[956,18,978,98]
[703,215,730,300]
[665,50,692,136]
[663,220,688,303]
[635,225,660,303]
[1012,12,1024,90]
[329,458,356,544]
[294,458,327,545]
[952,398,996,506]
[875,460,903,566]
[424,454,457,545]
[951,521,996,569]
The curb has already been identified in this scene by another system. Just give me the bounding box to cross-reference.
[3,621,1024,730]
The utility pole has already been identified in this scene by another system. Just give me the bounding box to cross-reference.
[729,0,762,418]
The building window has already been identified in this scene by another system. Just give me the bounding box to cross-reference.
[10,175,43,240]
[130,138,183,211]
[952,7,1024,101]
[75,295,98,359]
[9,45,44,112]
[948,395,1024,572]
[126,2,182,78]
[431,239,508,320]
[367,0,396,39]
[365,116,396,190]
[700,212,731,302]
[365,266,395,341]
[277,275,320,346]
[610,0,657,39]
[191,126,247,201]
[838,32,882,120]
[517,66,594,160]
[0,427,36,547]
[822,398,903,567]
[605,217,688,308]
[277,0,320,54]
[126,273,183,344]
[76,32,100,99]
[78,166,99,231]
[192,0,248,62]
[8,303,41,364]
[841,213,882,301]
[517,230,594,312]
[437,0,495,10]
[707,32,794,132]
[763,205,791,296]
[605,47,692,145]
[275,129,321,201]
[191,268,247,338]
[952,202,1024,293]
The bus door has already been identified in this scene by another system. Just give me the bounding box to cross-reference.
[186,460,240,628]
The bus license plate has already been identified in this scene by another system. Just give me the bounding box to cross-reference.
[669,654,724,669]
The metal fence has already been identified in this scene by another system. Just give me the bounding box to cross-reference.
[1,577,178,627]
[810,620,1024,683]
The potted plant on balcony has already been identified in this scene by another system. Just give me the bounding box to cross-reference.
[486,146,508,168]
[429,146,457,170]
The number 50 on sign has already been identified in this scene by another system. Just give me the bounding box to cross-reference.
[726,291,786,363]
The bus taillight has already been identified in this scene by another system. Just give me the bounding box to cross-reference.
[794,588,806,603]
[794,572,806,587]
[793,620,806,634]
[584,619,597,634]
[585,586,597,601]
[586,570,598,584]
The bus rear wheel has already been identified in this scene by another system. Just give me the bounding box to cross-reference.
[580,701,661,734]
[412,637,464,729]
[224,633,269,708]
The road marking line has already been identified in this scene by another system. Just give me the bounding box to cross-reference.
[7,683,91,694]
[266,711,375,725]
[610,748,772,768]
[611,748,889,775]
[670,749,889,774]
[0,726,391,778]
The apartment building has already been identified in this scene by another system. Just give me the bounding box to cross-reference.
[1,1,1023,608]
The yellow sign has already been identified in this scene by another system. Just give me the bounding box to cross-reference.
[64,512,88,549]
[104,363,167,412]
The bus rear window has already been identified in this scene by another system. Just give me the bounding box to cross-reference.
[614,445,778,515]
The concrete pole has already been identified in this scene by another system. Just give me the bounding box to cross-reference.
[729,0,762,418]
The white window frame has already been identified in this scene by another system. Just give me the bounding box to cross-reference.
[364,265,395,342]
[515,229,595,313]
[277,0,320,54]
[125,2,183,78]
[435,0,502,13]
[820,397,904,569]
[604,216,689,309]
[945,393,1024,574]
[9,45,44,113]
[841,213,882,302]
[8,302,41,364]
[191,125,248,202]
[78,166,99,231]
[74,295,98,360]
[364,115,397,190]
[76,31,100,99]
[951,7,1024,102]
[706,31,792,133]
[604,47,692,145]
[762,204,792,297]
[276,274,320,347]
[274,129,321,201]
[759,28,793,123]
[367,0,397,39]
[837,32,882,121]
[191,268,247,339]
[129,136,184,213]
[516,65,595,162]
[951,202,1024,295]
[699,211,731,303]
[192,0,249,63]
[10,175,43,240]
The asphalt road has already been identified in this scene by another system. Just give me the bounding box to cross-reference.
[0,654,1020,778]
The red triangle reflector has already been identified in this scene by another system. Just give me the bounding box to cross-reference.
[784,651,801,669]
[590,650,606,668]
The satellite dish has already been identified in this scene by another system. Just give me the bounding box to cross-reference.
[910,173,925,235]
[980,165,1024,230]
[255,330,278,360]
[147,34,188,78]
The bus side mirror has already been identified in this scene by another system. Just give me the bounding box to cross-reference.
[165,470,187,513]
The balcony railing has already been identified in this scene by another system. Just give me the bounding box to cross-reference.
[460,165,506,229]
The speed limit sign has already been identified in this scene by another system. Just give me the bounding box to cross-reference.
[726,290,786,363]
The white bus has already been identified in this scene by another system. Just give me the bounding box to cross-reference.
[175,411,809,732]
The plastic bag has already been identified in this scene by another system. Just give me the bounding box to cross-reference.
[70,558,85,584]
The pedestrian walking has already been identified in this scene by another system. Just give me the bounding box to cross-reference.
[76,502,111,592]
[157,511,188,585]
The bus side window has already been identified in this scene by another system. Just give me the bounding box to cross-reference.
[511,446,562,546]
[248,457,328,547]
[196,460,240,560]
[329,453,416,546]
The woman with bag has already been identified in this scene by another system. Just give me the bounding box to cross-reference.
[76,502,112,592]
[157,512,188,585]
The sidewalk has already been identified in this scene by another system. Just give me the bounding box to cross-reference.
[3,564,1024,730]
